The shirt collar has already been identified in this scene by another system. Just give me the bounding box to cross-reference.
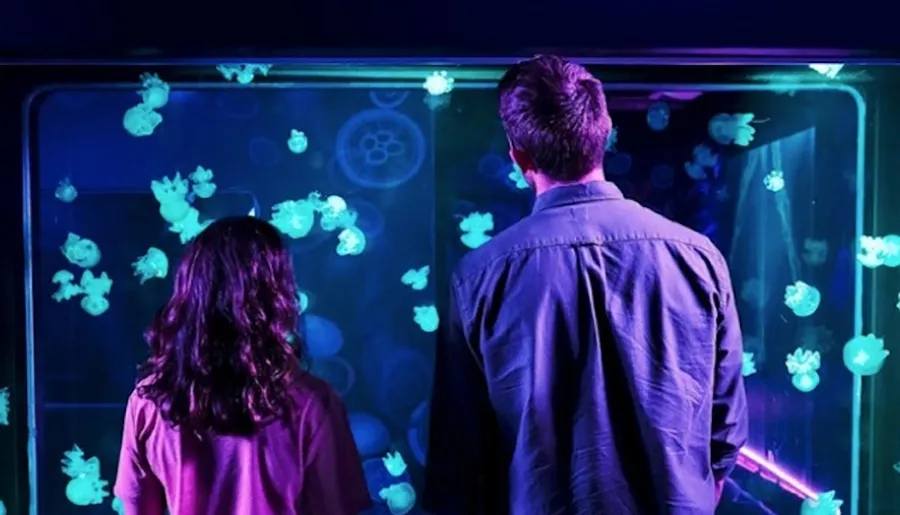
[532,181,624,214]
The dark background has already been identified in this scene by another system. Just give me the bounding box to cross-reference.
[0,0,898,58]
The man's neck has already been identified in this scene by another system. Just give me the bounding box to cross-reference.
[532,168,605,197]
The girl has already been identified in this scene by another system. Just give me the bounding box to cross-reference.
[115,216,371,515]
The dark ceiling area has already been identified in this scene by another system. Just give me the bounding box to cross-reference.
[0,0,897,59]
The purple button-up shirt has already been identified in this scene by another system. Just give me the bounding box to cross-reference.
[424,181,748,515]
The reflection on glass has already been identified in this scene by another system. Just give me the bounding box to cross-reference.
[24,74,864,515]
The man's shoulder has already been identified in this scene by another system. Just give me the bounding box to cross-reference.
[452,203,727,286]
[453,213,546,283]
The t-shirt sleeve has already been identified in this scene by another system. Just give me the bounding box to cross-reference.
[113,391,167,514]
[299,388,373,515]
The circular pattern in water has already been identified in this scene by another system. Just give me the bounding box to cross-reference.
[369,90,411,109]
[336,109,426,189]
[346,197,386,239]
[477,153,508,181]
[301,314,344,358]
[309,355,356,397]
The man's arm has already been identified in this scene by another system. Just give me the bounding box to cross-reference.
[711,271,749,492]
[422,281,492,515]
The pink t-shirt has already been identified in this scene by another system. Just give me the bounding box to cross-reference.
[114,374,372,515]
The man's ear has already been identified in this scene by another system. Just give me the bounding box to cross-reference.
[509,148,534,173]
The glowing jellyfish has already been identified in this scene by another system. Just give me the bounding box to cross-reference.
[296,291,310,313]
[605,127,618,152]
[413,305,439,333]
[857,235,886,268]
[51,270,84,302]
[55,178,78,203]
[800,490,843,515]
[881,235,900,267]
[132,247,169,284]
[302,315,344,358]
[61,445,110,506]
[216,64,271,84]
[646,101,670,131]
[345,198,386,239]
[0,500,5,515]
[0,387,9,425]
[741,352,757,377]
[784,281,821,317]
[169,208,212,244]
[370,90,411,109]
[459,212,494,249]
[382,451,408,477]
[764,170,785,192]
[694,144,718,168]
[843,334,889,376]
[123,103,162,137]
[79,270,112,316]
[650,164,675,189]
[348,412,391,456]
[401,266,430,291]
[319,195,357,232]
[188,166,217,199]
[809,64,844,79]
[336,109,426,189]
[271,198,318,239]
[785,348,821,393]
[111,496,124,514]
[803,238,829,266]
[151,173,192,223]
[684,162,707,181]
[424,92,451,111]
[708,113,757,146]
[684,145,717,181]
[61,233,101,269]
[379,483,417,515]
[508,163,529,189]
[287,129,309,154]
[137,73,170,109]
[423,71,454,96]
[337,226,366,256]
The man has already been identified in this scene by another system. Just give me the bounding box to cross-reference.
[423,55,748,515]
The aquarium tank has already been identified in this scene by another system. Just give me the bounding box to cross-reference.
[16,62,879,515]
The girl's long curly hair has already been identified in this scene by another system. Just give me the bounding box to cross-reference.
[137,216,302,435]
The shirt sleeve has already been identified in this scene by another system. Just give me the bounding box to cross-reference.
[114,391,166,515]
[422,280,493,514]
[299,388,372,515]
[710,270,749,481]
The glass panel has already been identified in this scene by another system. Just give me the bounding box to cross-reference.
[438,83,864,515]
[25,67,865,515]
[29,84,436,514]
